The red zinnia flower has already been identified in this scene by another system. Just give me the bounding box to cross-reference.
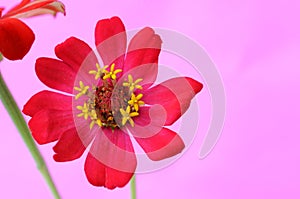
[0,0,65,60]
[23,16,203,189]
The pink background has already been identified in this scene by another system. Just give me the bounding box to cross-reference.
[1,0,300,198]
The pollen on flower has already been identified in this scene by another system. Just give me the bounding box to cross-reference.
[89,110,102,129]
[76,101,102,129]
[122,74,143,92]
[76,103,89,120]
[103,63,122,80]
[128,93,145,111]
[120,106,139,127]
[74,81,89,100]
[89,63,108,80]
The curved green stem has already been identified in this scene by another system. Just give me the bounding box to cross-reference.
[130,175,137,199]
[0,72,61,199]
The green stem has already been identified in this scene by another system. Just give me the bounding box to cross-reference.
[130,175,137,199]
[0,72,61,199]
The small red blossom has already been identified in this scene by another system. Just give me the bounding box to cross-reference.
[23,17,203,189]
[0,0,65,60]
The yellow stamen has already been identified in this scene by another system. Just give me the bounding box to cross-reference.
[120,106,139,127]
[77,103,102,129]
[89,110,102,129]
[89,63,108,80]
[74,81,89,100]
[122,74,143,91]
[76,103,89,120]
[103,63,122,80]
[128,93,145,111]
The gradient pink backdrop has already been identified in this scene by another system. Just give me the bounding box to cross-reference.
[1,0,300,198]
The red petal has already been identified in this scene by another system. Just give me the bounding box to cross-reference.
[55,37,97,73]
[0,18,34,60]
[142,77,203,125]
[23,90,71,117]
[6,0,30,14]
[128,106,167,139]
[0,8,4,17]
[84,128,136,189]
[133,127,185,161]
[84,153,105,187]
[117,62,159,92]
[35,57,76,93]
[53,128,89,162]
[28,110,74,144]
[95,16,126,71]
[123,27,162,74]
[117,28,162,90]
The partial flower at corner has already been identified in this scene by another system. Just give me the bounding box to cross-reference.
[0,0,65,61]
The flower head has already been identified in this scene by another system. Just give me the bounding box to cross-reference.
[0,0,65,60]
[23,17,203,189]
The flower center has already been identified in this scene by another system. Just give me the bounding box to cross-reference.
[93,82,131,128]
[74,63,144,129]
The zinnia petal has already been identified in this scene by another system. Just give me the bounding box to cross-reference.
[133,127,185,161]
[55,37,98,73]
[35,57,76,93]
[84,128,136,189]
[128,106,167,139]
[123,27,162,78]
[0,8,4,18]
[142,77,203,125]
[85,153,136,189]
[0,18,34,60]
[28,110,74,144]
[23,90,72,117]
[53,128,89,162]
[95,16,126,71]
